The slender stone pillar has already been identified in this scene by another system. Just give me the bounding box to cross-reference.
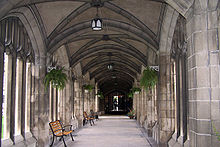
[14,59,24,142]
[2,54,13,146]
[10,52,17,143]
[32,56,49,146]
[133,92,137,113]
[95,84,99,112]
[0,45,4,146]
[136,92,140,123]
[158,54,175,146]
[186,1,219,146]
[74,80,83,127]
[140,88,145,126]
[21,59,27,139]
[25,62,32,135]
[64,78,74,125]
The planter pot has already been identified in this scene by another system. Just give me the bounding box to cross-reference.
[85,89,89,93]
[134,91,140,94]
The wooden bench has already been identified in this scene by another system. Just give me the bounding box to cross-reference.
[49,120,74,147]
[83,111,95,126]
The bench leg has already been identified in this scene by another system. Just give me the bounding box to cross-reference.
[62,136,67,147]
[50,136,55,147]
[89,119,92,126]
[83,119,85,126]
[70,133,74,141]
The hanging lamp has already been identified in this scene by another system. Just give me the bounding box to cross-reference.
[91,7,102,31]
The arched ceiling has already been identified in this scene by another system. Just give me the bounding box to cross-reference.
[7,0,166,95]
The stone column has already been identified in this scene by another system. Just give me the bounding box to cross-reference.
[158,53,175,146]
[32,56,49,147]
[187,1,219,146]
[10,52,17,143]
[14,58,24,143]
[136,92,140,123]
[140,89,145,126]
[2,54,13,146]
[95,84,99,112]
[74,80,83,127]
[63,78,74,125]
[133,92,137,113]
[25,62,32,136]
[21,59,27,139]
[0,45,4,146]
[146,89,153,135]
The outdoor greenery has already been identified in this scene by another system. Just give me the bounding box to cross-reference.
[131,87,141,93]
[83,84,94,91]
[44,67,67,90]
[213,123,220,141]
[127,87,141,98]
[96,91,104,99]
[127,110,135,118]
[140,66,158,90]
[128,91,133,98]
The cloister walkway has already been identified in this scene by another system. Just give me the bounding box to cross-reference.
[56,116,156,147]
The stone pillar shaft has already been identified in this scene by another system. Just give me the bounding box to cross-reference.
[187,1,219,146]
[0,46,4,146]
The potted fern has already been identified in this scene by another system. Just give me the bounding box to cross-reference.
[140,66,158,91]
[44,67,68,90]
[127,110,135,119]
[96,91,104,99]
[83,84,94,93]
[128,91,133,98]
[132,87,141,94]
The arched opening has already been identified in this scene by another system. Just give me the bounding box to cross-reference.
[0,0,219,147]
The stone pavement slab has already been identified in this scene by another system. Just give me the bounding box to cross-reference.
[56,116,153,147]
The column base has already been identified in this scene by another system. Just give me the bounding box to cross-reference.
[14,134,24,144]
[25,132,33,139]
[2,138,13,147]
[177,135,184,145]
[184,139,189,147]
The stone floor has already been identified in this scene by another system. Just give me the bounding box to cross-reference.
[54,116,157,147]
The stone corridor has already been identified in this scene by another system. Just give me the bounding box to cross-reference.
[55,116,155,147]
[0,0,219,146]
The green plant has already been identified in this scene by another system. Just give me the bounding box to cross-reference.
[96,91,104,99]
[127,87,141,98]
[128,91,133,98]
[213,123,220,141]
[44,67,67,90]
[140,66,158,90]
[83,84,94,91]
[131,87,141,94]
[127,110,135,117]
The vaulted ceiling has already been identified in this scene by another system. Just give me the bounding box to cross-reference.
[12,0,165,94]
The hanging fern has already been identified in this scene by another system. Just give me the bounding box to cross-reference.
[96,91,104,99]
[128,91,134,98]
[131,87,141,94]
[44,67,68,91]
[140,67,158,91]
[83,84,94,91]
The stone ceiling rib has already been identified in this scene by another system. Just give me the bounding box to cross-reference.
[82,57,141,75]
[48,19,158,53]
[70,44,146,68]
[90,65,137,80]
[82,54,141,75]
[104,2,157,39]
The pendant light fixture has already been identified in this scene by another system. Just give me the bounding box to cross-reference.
[91,7,102,31]
[107,52,113,70]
